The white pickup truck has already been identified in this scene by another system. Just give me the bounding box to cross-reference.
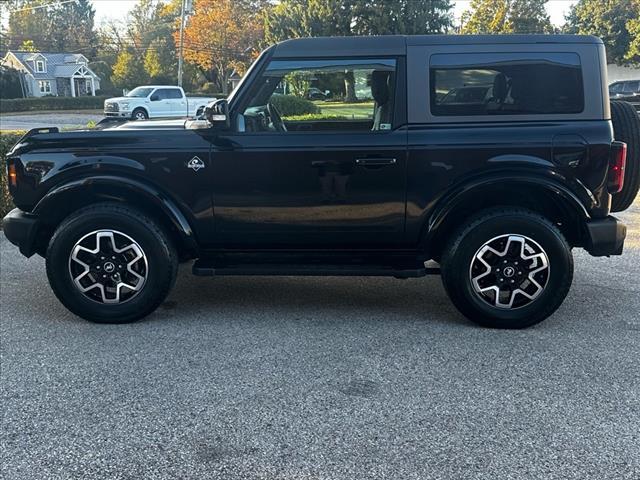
[104,85,216,120]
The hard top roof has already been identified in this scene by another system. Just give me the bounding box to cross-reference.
[272,34,603,58]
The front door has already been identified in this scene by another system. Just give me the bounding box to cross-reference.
[149,88,174,117]
[211,57,407,248]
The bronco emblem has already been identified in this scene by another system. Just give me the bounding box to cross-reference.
[187,156,205,171]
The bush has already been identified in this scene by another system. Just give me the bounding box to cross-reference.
[1,131,24,218]
[0,96,109,113]
[283,113,348,121]
[270,95,319,117]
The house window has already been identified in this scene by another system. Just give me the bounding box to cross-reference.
[36,60,45,73]
[39,80,51,94]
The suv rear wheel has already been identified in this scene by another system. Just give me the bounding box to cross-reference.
[46,203,178,323]
[441,208,573,329]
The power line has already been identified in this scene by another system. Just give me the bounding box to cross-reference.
[8,0,78,14]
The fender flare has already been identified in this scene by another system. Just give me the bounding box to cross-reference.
[423,174,593,245]
[33,175,199,254]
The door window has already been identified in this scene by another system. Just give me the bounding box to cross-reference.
[238,58,397,133]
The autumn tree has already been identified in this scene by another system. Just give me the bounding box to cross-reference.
[111,50,148,90]
[461,0,552,34]
[625,17,640,64]
[180,0,265,94]
[564,0,640,65]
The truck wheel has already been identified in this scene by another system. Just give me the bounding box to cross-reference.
[441,208,573,329]
[132,108,148,120]
[46,203,178,323]
[610,100,640,212]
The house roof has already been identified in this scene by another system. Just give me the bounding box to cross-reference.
[6,51,99,79]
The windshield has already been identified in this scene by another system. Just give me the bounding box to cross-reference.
[126,87,154,98]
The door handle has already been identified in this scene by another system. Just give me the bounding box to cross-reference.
[355,158,397,167]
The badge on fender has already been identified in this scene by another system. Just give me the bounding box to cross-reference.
[187,156,205,172]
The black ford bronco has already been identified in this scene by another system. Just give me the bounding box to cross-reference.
[4,35,639,328]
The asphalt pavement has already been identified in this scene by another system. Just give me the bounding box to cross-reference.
[1,199,639,479]
[0,111,104,131]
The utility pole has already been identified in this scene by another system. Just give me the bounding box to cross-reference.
[177,0,186,87]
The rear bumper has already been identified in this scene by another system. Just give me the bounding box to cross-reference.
[2,208,40,257]
[584,215,626,256]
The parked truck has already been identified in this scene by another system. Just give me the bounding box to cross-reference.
[104,85,216,120]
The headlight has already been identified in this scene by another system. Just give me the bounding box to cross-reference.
[121,103,130,110]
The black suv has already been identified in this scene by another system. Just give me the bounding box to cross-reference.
[609,80,640,111]
[4,35,640,328]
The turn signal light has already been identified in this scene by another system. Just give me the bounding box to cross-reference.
[608,141,627,194]
[8,162,18,188]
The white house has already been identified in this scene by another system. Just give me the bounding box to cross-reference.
[1,51,101,98]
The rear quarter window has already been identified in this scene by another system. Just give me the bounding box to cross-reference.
[430,52,584,116]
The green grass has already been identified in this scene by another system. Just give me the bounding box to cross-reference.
[312,101,375,119]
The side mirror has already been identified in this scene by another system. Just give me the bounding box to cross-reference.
[150,94,160,101]
[204,99,230,129]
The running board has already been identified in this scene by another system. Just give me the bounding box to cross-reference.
[192,260,439,278]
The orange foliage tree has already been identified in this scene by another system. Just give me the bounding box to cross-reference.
[178,0,264,93]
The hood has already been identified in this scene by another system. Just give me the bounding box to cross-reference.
[105,96,134,103]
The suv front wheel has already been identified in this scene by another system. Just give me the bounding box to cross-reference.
[441,208,573,329]
[46,203,178,323]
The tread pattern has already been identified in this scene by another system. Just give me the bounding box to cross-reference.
[441,207,573,329]
[610,100,640,212]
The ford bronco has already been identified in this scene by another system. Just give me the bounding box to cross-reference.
[3,35,639,328]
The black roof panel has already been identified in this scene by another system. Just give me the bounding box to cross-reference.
[272,34,603,58]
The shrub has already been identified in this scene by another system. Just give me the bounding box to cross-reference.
[0,96,109,113]
[0,131,24,217]
[269,95,319,117]
[283,113,348,121]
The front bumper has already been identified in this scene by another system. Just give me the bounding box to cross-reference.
[2,208,40,257]
[584,215,626,256]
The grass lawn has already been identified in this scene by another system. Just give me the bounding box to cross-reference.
[313,101,375,119]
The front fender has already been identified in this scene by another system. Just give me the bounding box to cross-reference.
[33,175,198,254]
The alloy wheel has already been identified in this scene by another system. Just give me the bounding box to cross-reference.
[469,234,550,309]
[68,230,148,304]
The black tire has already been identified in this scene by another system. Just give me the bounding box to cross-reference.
[610,100,640,212]
[441,208,573,329]
[46,203,178,323]
[132,108,148,120]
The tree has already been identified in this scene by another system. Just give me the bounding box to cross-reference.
[19,40,37,52]
[564,0,640,65]
[506,0,553,33]
[265,0,453,42]
[111,50,148,90]
[625,17,640,64]
[461,0,552,34]
[5,0,97,53]
[180,0,265,93]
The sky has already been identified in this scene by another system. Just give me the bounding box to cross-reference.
[92,0,578,28]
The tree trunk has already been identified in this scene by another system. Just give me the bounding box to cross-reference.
[344,70,356,102]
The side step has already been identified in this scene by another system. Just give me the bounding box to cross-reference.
[193,259,439,278]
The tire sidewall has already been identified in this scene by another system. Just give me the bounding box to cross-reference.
[446,214,573,328]
[132,108,147,120]
[47,209,173,323]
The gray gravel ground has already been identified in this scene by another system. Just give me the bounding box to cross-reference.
[1,200,639,480]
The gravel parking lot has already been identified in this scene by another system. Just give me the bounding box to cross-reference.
[1,199,639,480]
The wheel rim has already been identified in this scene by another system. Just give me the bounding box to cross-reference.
[134,111,146,120]
[68,230,148,304]
[469,234,550,310]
